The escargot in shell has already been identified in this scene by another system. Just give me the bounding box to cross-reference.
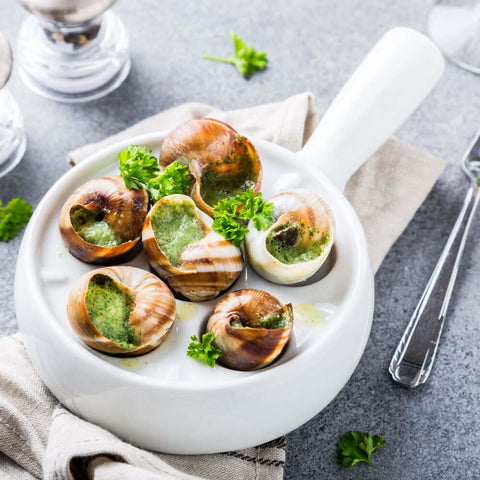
[142,194,244,301]
[67,266,176,356]
[206,289,293,371]
[159,118,262,216]
[245,189,335,284]
[59,175,149,264]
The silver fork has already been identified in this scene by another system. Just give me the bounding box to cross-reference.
[389,129,480,388]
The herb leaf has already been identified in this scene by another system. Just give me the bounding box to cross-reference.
[212,189,274,247]
[148,161,193,203]
[187,332,223,367]
[203,32,268,77]
[337,431,386,468]
[0,198,33,241]
[118,145,160,190]
[118,145,192,203]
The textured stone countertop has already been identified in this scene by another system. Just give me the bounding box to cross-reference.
[1,1,479,478]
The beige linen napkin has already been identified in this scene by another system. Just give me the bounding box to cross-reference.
[0,92,444,480]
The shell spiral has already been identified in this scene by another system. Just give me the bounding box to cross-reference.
[142,194,244,302]
[67,266,176,356]
[159,118,263,216]
[206,289,293,371]
[245,189,336,284]
[59,175,149,264]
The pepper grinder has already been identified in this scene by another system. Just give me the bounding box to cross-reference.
[0,33,27,178]
[17,0,130,102]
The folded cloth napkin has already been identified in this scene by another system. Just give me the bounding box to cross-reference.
[0,92,445,480]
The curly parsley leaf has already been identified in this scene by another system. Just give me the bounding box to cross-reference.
[212,189,274,247]
[148,161,193,203]
[0,198,33,241]
[203,32,268,77]
[337,431,386,468]
[187,333,223,367]
[118,146,192,203]
[118,145,160,190]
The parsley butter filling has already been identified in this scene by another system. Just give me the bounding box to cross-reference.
[231,307,292,330]
[85,274,139,350]
[200,163,256,207]
[151,198,205,267]
[70,206,123,247]
[266,222,330,265]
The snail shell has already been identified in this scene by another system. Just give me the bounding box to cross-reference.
[59,175,149,264]
[67,266,176,356]
[159,118,263,216]
[142,194,244,302]
[206,289,293,371]
[245,189,335,284]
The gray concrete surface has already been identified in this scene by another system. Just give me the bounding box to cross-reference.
[1,0,480,478]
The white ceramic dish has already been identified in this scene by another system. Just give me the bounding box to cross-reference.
[15,28,444,454]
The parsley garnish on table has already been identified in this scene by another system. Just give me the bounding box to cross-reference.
[187,333,223,367]
[203,32,268,77]
[0,198,33,241]
[337,431,386,468]
[118,145,192,203]
[212,189,274,246]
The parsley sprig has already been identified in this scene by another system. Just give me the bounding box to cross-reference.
[0,198,33,241]
[187,332,223,367]
[118,145,192,203]
[212,189,274,247]
[119,145,159,190]
[337,431,386,468]
[203,32,268,77]
[148,161,192,203]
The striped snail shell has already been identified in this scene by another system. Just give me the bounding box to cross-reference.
[142,194,244,302]
[206,289,293,371]
[245,189,335,284]
[59,175,149,264]
[67,266,176,356]
[159,118,263,216]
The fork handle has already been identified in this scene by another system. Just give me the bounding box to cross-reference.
[389,184,480,388]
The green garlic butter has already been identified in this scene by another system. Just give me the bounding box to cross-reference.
[266,222,330,264]
[151,199,205,267]
[231,307,292,330]
[85,275,139,349]
[70,206,123,247]
[200,162,256,206]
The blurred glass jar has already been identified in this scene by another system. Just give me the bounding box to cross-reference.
[0,33,26,178]
[17,0,130,103]
[18,0,117,23]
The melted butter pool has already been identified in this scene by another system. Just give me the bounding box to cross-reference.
[294,303,325,327]
[176,302,199,321]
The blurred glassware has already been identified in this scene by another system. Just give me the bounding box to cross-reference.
[17,0,130,103]
[428,0,480,74]
[0,33,27,178]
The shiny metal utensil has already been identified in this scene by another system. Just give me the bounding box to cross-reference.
[389,129,480,388]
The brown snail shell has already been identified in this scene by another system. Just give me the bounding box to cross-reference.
[59,175,149,264]
[159,118,263,216]
[67,266,176,356]
[142,194,244,302]
[206,289,293,371]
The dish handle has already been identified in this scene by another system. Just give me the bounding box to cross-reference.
[298,27,445,191]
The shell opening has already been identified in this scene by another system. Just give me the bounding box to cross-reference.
[151,197,206,268]
[230,304,293,330]
[199,157,257,207]
[85,274,139,350]
[70,205,123,247]
[266,218,331,265]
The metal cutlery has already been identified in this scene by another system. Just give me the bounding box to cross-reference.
[389,128,480,388]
